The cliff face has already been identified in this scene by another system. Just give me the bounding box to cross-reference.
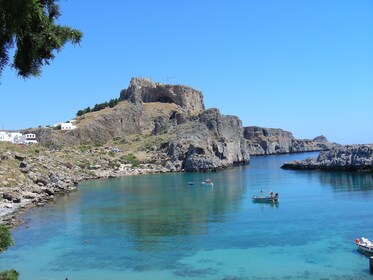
[244,126,333,155]
[119,77,205,115]
[282,144,373,172]
[162,109,250,171]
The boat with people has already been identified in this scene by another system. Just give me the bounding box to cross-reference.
[355,237,373,255]
[252,189,279,203]
[202,179,213,187]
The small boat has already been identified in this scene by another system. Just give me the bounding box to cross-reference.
[187,182,195,185]
[355,237,373,255]
[252,190,279,203]
[202,179,213,186]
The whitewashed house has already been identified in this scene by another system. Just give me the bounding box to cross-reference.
[18,133,38,144]
[61,122,76,130]
[0,131,23,143]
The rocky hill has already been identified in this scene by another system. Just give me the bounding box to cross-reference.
[30,78,250,172]
[282,144,373,171]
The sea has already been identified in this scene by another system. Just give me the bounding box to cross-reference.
[1,152,373,280]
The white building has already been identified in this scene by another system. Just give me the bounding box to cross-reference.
[18,133,38,144]
[61,122,76,130]
[0,131,23,143]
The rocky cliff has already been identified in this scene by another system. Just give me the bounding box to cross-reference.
[162,108,250,171]
[244,126,333,155]
[281,144,373,172]
[119,77,205,115]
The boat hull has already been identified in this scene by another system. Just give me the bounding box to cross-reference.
[357,244,373,255]
[355,238,373,255]
[252,196,279,203]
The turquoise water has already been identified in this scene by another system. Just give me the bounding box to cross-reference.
[1,152,373,279]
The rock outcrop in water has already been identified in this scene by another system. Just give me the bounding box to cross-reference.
[244,126,333,155]
[281,144,373,172]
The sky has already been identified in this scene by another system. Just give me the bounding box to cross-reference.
[1,0,372,145]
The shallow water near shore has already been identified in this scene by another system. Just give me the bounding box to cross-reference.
[1,152,373,279]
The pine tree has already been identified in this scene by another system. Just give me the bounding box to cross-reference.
[0,0,83,78]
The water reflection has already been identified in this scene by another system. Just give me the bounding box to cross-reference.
[319,172,373,192]
[252,201,280,210]
[77,170,247,251]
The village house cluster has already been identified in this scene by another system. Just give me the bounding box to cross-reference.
[0,120,77,145]
[0,131,38,144]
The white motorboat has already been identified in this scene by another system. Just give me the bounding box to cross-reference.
[252,190,279,203]
[202,179,213,186]
[355,237,373,254]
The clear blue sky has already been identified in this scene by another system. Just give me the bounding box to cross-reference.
[1,0,372,144]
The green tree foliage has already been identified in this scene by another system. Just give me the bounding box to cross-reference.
[76,106,91,116]
[0,224,18,279]
[0,270,19,280]
[0,225,13,252]
[0,0,83,78]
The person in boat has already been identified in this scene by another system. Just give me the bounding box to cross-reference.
[259,188,263,196]
[269,191,274,198]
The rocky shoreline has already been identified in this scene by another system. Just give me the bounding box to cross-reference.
[282,144,373,172]
[0,144,174,227]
